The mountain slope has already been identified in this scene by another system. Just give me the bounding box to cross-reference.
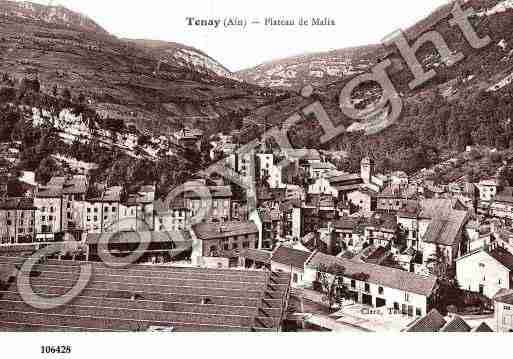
[236,45,383,90]
[125,39,235,79]
[234,0,513,175]
[0,1,285,135]
[0,0,107,34]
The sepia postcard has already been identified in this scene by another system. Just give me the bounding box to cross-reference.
[0,0,512,357]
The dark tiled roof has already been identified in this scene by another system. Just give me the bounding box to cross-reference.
[494,288,513,305]
[192,221,258,241]
[184,185,232,199]
[86,231,191,245]
[422,211,467,247]
[307,252,438,297]
[496,187,513,204]
[489,247,513,271]
[440,316,471,332]
[239,249,272,264]
[0,198,35,210]
[328,173,362,184]
[472,322,494,332]
[406,309,446,332]
[334,217,361,230]
[271,246,311,270]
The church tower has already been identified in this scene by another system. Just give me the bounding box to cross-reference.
[361,157,375,184]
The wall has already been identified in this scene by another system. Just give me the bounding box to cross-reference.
[457,251,511,299]
[303,266,430,316]
[271,261,305,287]
[495,301,513,332]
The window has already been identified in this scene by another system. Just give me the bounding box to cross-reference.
[364,283,370,293]
[243,241,250,249]
[416,308,422,317]
[293,273,299,283]
[223,244,229,251]
[505,306,511,311]
[232,243,239,250]
[378,286,384,295]
[404,293,410,302]
[394,302,400,311]
[87,208,91,213]
[351,280,356,289]
[112,207,116,212]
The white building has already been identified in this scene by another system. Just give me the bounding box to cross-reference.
[456,245,513,299]
[303,252,439,317]
[493,289,513,332]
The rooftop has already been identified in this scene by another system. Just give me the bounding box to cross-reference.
[496,187,513,204]
[0,256,290,332]
[192,221,259,241]
[422,211,468,247]
[0,198,35,210]
[306,252,438,297]
[494,288,513,305]
[405,309,446,332]
[271,246,312,270]
[85,231,192,245]
[440,316,471,332]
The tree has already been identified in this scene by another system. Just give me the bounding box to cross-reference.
[425,245,448,278]
[61,88,71,102]
[36,156,60,184]
[316,263,348,310]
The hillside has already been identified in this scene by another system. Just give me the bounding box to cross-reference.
[0,1,286,135]
[236,45,383,90]
[0,0,107,34]
[124,39,235,80]
[233,0,513,176]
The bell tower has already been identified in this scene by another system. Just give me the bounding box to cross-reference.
[361,157,375,184]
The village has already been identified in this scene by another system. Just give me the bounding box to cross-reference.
[1,115,513,333]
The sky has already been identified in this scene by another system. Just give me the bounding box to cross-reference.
[26,0,451,71]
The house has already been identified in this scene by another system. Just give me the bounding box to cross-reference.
[0,198,36,244]
[238,248,272,270]
[309,158,384,199]
[183,181,232,224]
[347,188,378,214]
[154,196,189,232]
[34,175,88,241]
[308,162,336,180]
[490,187,513,224]
[421,210,469,267]
[119,185,156,232]
[84,230,192,264]
[271,246,312,286]
[318,215,397,255]
[259,207,283,250]
[190,221,260,267]
[377,184,419,213]
[390,171,409,186]
[304,251,439,317]
[493,288,513,332]
[478,179,498,202]
[396,198,469,265]
[456,244,513,299]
